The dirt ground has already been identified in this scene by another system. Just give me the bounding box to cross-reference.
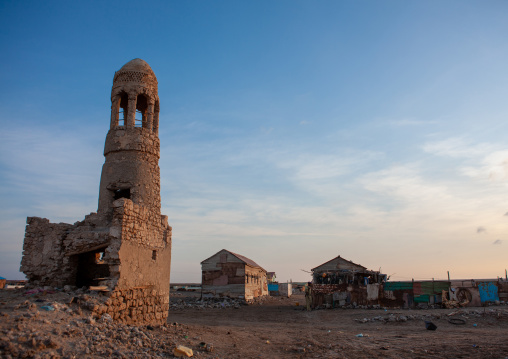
[1,289,508,358]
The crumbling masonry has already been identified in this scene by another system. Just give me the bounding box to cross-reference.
[20,59,172,324]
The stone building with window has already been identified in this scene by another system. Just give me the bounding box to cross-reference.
[201,249,268,300]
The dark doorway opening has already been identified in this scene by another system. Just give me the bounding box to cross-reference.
[75,249,110,288]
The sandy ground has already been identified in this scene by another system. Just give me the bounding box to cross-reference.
[1,289,507,358]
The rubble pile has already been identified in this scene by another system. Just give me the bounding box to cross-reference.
[0,289,219,359]
[170,297,246,310]
[355,308,508,323]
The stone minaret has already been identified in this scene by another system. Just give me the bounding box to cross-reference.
[98,58,161,218]
[21,59,172,324]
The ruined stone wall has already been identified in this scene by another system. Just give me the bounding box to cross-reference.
[108,197,171,315]
[21,214,116,288]
[110,198,166,248]
[20,59,172,325]
[91,287,169,324]
[20,217,72,287]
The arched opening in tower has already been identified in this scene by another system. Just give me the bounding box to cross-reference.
[118,92,128,127]
[135,94,148,128]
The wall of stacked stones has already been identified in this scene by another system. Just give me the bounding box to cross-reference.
[112,198,166,248]
[91,287,169,324]
[20,217,73,286]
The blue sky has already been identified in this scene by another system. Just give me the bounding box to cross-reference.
[1,1,507,282]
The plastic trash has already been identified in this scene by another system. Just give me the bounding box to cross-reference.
[425,321,437,330]
[40,305,55,311]
[355,333,369,337]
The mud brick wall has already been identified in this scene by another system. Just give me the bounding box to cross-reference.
[91,288,169,324]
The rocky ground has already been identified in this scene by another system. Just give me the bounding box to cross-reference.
[1,288,508,358]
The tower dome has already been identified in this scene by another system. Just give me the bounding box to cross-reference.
[113,58,158,91]
[110,58,160,133]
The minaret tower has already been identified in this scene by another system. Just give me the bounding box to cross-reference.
[98,58,161,218]
[21,59,171,324]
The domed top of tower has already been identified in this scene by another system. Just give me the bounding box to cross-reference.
[118,58,155,76]
[112,58,158,97]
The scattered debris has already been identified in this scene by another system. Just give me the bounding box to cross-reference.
[425,321,437,331]
[448,318,466,325]
[174,345,193,357]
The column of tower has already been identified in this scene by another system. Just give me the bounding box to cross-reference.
[98,59,162,218]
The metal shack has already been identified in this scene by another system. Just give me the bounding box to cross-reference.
[311,255,386,308]
[201,249,268,300]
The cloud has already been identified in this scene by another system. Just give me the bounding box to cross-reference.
[493,239,502,245]
[300,120,310,125]
[360,165,452,207]
[423,138,508,182]
[477,226,486,234]
[422,137,494,159]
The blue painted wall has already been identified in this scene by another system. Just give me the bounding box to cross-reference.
[268,284,279,292]
[478,282,499,303]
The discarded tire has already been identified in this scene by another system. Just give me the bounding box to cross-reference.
[448,318,466,325]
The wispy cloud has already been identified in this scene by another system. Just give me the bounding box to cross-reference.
[477,226,486,234]
[423,137,494,159]
[493,239,502,245]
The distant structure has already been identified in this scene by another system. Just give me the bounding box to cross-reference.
[201,249,268,300]
[20,59,172,324]
[311,255,385,285]
[310,255,386,308]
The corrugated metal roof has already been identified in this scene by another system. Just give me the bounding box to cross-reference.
[383,281,414,291]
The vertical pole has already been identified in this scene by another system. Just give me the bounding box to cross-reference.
[447,271,450,281]
[505,269,507,281]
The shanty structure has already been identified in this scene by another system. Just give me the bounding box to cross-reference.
[312,255,385,285]
[310,255,386,308]
[201,249,268,300]
[0,277,6,289]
